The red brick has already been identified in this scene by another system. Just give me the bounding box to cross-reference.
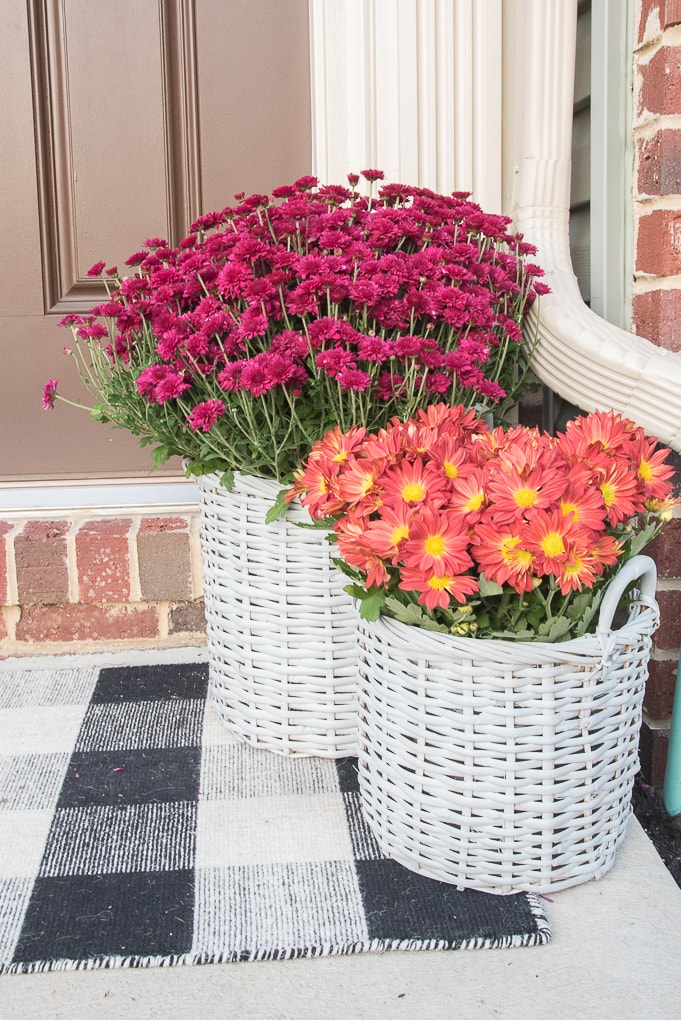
[0,609,7,646]
[75,518,132,603]
[15,604,160,644]
[638,46,681,116]
[653,589,681,648]
[665,0,681,28]
[638,0,663,45]
[14,521,70,605]
[169,601,206,635]
[137,528,192,602]
[647,518,681,577]
[639,722,669,787]
[633,289,681,351]
[638,129,681,195]
[644,656,679,717]
[637,0,681,39]
[0,522,14,605]
[636,209,681,277]
[138,517,189,534]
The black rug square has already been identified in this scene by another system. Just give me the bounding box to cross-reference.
[12,870,195,964]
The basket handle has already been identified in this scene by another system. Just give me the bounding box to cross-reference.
[596,554,658,637]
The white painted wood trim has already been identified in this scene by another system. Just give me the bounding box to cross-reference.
[1,479,200,517]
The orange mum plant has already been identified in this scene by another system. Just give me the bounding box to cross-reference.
[288,404,677,641]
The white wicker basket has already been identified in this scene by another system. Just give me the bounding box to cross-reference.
[196,471,358,757]
[355,555,659,894]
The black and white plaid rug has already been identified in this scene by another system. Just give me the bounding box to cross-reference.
[0,661,550,973]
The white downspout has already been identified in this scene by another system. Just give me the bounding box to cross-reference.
[506,0,681,451]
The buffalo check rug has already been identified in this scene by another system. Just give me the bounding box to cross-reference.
[0,661,550,973]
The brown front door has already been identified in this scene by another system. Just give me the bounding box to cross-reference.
[1,0,311,482]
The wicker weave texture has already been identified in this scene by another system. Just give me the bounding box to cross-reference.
[356,578,659,894]
[196,471,358,757]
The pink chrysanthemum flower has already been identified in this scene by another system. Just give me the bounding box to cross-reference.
[42,379,58,410]
[187,399,225,433]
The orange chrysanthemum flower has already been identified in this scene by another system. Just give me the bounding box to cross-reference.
[337,457,384,514]
[644,494,681,520]
[292,458,345,518]
[401,508,472,575]
[473,424,547,471]
[558,480,608,532]
[553,534,619,594]
[598,462,646,526]
[364,503,416,561]
[560,409,638,460]
[470,521,536,593]
[359,424,406,466]
[524,509,581,573]
[429,435,475,482]
[485,465,566,522]
[398,565,479,610]
[415,402,487,439]
[380,459,448,508]
[307,423,367,466]
[335,514,390,589]
[630,434,677,499]
[446,469,487,522]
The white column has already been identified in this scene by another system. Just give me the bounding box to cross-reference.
[308,0,503,213]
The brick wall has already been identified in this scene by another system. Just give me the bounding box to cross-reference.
[634,0,681,784]
[1,512,206,658]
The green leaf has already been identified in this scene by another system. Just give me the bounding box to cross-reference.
[219,468,235,492]
[537,616,571,642]
[626,520,661,558]
[384,597,427,627]
[478,574,505,597]
[344,585,385,621]
[384,597,449,633]
[265,487,289,524]
[150,444,173,468]
[333,557,360,580]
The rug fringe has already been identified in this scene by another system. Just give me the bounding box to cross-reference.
[1,927,551,975]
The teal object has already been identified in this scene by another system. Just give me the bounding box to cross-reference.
[663,657,681,817]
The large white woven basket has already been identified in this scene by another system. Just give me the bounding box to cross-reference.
[196,471,358,757]
[356,555,659,894]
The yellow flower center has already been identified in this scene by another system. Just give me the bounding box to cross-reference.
[402,482,425,503]
[540,532,565,557]
[501,538,532,566]
[392,525,410,545]
[332,451,348,464]
[561,500,579,519]
[638,460,653,483]
[600,482,616,506]
[424,535,446,557]
[563,555,584,577]
[358,472,375,496]
[427,574,452,590]
[465,492,484,512]
[514,487,538,508]
[444,461,458,479]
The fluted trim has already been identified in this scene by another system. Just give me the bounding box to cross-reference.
[308,0,502,212]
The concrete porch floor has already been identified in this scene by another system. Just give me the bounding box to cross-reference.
[2,648,681,1020]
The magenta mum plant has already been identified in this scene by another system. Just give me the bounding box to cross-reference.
[47,170,548,483]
